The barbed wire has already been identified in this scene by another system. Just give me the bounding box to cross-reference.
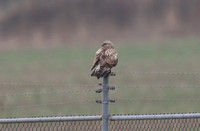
[115,97,200,102]
[0,89,96,97]
[115,85,200,89]
[116,71,200,76]
[0,100,94,110]
[0,83,98,88]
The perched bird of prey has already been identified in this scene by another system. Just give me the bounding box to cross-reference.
[90,41,118,79]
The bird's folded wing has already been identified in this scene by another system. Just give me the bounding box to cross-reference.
[105,48,118,66]
[90,48,103,71]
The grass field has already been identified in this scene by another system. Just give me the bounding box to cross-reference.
[0,37,200,118]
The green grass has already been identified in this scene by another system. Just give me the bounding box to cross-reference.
[0,37,200,118]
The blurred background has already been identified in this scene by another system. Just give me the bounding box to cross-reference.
[0,0,200,47]
[0,0,200,118]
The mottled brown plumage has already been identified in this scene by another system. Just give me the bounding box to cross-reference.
[90,41,118,79]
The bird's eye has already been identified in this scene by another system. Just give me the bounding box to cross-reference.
[102,43,106,47]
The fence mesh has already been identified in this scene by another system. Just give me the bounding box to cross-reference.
[1,115,200,131]
[110,118,200,130]
[0,121,102,131]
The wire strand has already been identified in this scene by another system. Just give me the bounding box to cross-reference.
[0,89,96,97]
[0,100,94,110]
[115,85,200,89]
[115,97,200,102]
[1,85,200,98]
[0,83,98,88]
[116,71,200,76]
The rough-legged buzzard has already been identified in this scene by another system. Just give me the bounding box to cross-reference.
[90,41,118,79]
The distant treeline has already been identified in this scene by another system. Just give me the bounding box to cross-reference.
[0,0,200,43]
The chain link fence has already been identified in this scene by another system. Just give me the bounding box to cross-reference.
[1,72,200,130]
[110,118,200,130]
[0,121,102,131]
[0,116,102,131]
[110,114,200,130]
[1,113,200,130]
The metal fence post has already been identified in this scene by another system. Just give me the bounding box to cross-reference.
[102,75,109,131]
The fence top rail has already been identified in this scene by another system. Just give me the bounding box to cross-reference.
[0,115,102,123]
[110,113,200,121]
[1,113,200,124]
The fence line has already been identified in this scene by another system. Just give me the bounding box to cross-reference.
[0,83,98,88]
[1,73,200,130]
[1,84,200,98]
[0,100,94,110]
[1,97,200,110]
[1,113,200,123]
[110,113,200,120]
[115,85,200,89]
[1,84,200,110]
[116,71,200,76]
[1,113,200,130]
[0,115,102,123]
[115,97,200,102]
[0,89,96,97]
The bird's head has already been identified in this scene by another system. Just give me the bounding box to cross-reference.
[101,40,114,49]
